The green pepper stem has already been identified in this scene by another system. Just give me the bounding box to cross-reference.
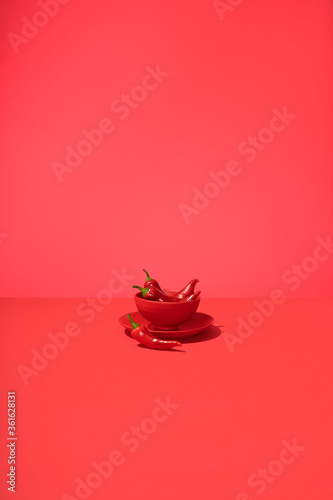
[133,285,148,297]
[143,269,151,280]
[127,314,141,330]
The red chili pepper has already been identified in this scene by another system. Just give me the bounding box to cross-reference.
[127,315,182,350]
[171,279,199,300]
[133,284,178,302]
[143,269,163,291]
[182,291,201,301]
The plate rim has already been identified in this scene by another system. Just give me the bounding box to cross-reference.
[119,311,214,337]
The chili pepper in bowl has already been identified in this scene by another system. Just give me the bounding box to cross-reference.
[139,269,199,302]
[133,284,179,302]
[171,279,199,300]
[143,269,163,291]
[127,314,182,350]
[183,291,201,301]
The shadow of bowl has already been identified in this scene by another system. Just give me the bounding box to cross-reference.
[179,325,222,343]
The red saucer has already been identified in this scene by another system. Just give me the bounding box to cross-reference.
[119,312,214,339]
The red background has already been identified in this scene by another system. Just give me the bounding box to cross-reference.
[0,0,332,297]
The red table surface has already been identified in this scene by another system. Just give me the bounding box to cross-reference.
[0,297,332,500]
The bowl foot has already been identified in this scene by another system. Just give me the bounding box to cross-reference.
[153,324,179,331]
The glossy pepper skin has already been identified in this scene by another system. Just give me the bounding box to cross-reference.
[143,269,163,291]
[171,279,199,300]
[127,315,182,350]
[133,284,179,302]
[184,291,201,301]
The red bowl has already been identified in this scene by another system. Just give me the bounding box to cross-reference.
[134,289,200,330]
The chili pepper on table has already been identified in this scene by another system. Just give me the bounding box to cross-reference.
[127,314,182,350]
[143,269,163,291]
[171,279,199,300]
[133,284,179,302]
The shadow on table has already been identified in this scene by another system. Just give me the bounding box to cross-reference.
[137,345,186,352]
